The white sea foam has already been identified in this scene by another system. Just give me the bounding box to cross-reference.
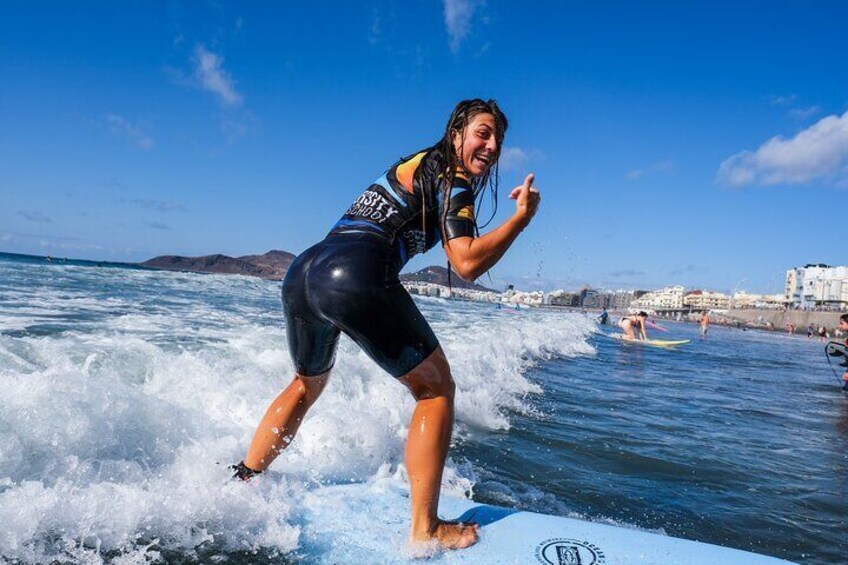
[0,262,595,562]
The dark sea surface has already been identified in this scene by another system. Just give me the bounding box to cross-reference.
[463,321,848,565]
[1,253,844,563]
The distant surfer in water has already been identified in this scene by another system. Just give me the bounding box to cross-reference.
[233,99,540,551]
[699,311,710,338]
[619,311,648,340]
[598,307,609,325]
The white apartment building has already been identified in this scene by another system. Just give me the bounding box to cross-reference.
[632,285,685,310]
[785,264,848,309]
[684,290,730,310]
[731,291,786,309]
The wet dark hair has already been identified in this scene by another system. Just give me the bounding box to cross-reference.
[418,98,508,234]
[638,311,648,318]
[840,313,848,324]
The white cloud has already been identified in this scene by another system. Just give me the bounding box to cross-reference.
[498,146,543,171]
[788,105,821,120]
[106,114,154,149]
[717,111,848,187]
[192,45,242,106]
[443,0,483,53]
[770,94,797,106]
[498,147,526,170]
[625,160,674,181]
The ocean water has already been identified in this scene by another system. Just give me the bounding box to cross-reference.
[0,253,845,564]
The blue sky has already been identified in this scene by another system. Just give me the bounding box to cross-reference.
[1,1,846,294]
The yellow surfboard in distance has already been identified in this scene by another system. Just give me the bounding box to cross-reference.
[611,334,690,347]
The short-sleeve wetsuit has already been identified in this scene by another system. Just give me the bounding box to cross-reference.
[282,149,477,377]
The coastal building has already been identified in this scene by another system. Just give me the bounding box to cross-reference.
[580,287,602,308]
[631,285,685,311]
[731,291,786,309]
[507,290,545,307]
[684,289,730,310]
[546,288,633,310]
[403,281,500,302]
[607,291,634,310]
[785,264,848,309]
[549,289,580,307]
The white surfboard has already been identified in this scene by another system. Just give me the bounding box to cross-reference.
[297,480,795,564]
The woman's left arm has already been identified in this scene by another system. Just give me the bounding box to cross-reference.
[444,174,540,281]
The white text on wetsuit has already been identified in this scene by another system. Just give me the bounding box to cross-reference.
[346,190,399,224]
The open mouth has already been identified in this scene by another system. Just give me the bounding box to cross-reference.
[474,153,493,168]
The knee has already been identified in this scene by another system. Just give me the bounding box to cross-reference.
[428,372,456,401]
[412,373,455,402]
[401,349,456,401]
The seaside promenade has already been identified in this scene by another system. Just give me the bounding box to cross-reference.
[712,308,845,332]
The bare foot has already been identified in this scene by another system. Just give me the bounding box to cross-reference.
[409,520,479,555]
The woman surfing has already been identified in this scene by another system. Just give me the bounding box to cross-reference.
[232,99,540,551]
[619,311,649,341]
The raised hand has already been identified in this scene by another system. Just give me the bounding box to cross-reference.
[509,173,540,226]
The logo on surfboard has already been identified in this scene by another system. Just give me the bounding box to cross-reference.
[535,538,606,565]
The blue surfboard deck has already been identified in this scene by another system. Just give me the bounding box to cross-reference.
[297,480,795,564]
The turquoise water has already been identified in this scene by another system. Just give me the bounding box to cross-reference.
[0,253,844,563]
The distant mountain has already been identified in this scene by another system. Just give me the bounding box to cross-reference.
[141,251,493,291]
[142,250,295,280]
[236,250,297,275]
[400,265,496,292]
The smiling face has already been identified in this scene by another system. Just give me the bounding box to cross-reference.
[452,113,499,177]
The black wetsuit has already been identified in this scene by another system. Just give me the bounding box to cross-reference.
[283,149,477,377]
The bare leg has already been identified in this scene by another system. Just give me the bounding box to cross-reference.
[243,371,330,471]
[399,347,478,550]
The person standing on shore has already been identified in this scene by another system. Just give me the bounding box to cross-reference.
[699,311,710,338]
[232,99,540,551]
